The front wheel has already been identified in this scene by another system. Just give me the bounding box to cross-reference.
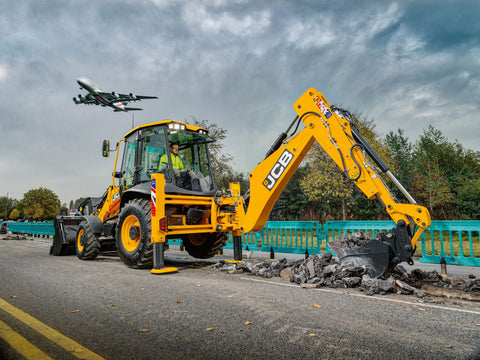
[76,221,100,260]
[115,199,153,268]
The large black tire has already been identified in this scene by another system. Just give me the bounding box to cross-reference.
[115,199,153,268]
[75,221,100,260]
[183,232,227,259]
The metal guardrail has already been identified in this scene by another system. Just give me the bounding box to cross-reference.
[226,221,323,255]
[420,220,480,266]
[226,220,480,267]
[6,220,480,266]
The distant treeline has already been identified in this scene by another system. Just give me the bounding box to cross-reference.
[268,116,480,221]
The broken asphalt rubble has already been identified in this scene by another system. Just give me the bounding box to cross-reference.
[213,233,480,299]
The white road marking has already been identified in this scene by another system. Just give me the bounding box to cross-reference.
[245,277,480,315]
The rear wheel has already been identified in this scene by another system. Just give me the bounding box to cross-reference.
[183,232,227,259]
[116,199,153,268]
[75,221,100,260]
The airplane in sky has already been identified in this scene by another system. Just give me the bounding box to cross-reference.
[73,77,158,112]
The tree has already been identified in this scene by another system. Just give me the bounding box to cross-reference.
[21,188,60,221]
[385,129,415,194]
[413,125,480,219]
[456,178,480,219]
[9,208,20,220]
[0,196,17,219]
[300,145,354,220]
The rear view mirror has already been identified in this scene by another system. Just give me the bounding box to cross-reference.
[102,140,110,157]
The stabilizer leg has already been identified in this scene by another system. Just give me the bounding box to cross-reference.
[233,235,243,261]
[151,243,177,275]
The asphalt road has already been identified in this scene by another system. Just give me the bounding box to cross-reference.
[0,238,479,360]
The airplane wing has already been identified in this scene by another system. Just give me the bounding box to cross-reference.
[94,92,158,103]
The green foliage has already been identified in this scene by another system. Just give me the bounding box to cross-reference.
[386,125,480,220]
[455,178,480,219]
[0,196,17,219]
[299,144,353,220]
[21,187,60,221]
[385,129,415,194]
[346,189,386,220]
[412,125,480,220]
[9,208,20,220]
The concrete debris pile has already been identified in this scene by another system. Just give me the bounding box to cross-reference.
[329,230,375,249]
[213,252,479,298]
[393,267,480,293]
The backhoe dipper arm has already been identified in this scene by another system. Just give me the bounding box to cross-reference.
[241,88,430,257]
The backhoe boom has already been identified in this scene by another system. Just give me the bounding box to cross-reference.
[237,88,431,276]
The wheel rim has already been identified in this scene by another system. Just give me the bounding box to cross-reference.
[122,214,141,252]
[188,233,207,246]
[77,229,85,252]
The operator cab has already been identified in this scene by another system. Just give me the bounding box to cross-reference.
[117,121,217,195]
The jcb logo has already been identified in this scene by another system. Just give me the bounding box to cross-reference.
[263,150,294,191]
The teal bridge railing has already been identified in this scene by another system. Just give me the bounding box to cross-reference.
[5,220,480,267]
[6,222,56,237]
[224,220,480,267]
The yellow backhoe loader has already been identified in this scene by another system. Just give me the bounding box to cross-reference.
[51,88,431,277]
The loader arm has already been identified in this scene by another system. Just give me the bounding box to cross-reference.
[239,88,430,275]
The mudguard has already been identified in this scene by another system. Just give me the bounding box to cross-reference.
[82,215,104,235]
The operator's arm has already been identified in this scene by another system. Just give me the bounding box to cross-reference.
[158,154,169,170]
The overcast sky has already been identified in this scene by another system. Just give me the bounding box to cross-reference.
[1,0,479,205]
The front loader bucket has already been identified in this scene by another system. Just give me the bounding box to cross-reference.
[50,216,81,256]
[329,239,392,278]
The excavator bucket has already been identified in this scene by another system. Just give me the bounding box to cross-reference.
[329,239,392,278]
[329,220,414,278]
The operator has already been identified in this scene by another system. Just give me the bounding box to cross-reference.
[159,143,184,174]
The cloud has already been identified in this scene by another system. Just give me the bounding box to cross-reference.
[182,3,271,37]
[0,63,10,82]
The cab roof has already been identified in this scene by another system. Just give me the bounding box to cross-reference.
[123,120,208,138]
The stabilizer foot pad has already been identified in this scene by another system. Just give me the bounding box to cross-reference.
[151,267,178,275]
[225,260,243,264]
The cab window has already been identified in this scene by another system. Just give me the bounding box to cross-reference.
[138,127,168,182]
[120,133,136,189]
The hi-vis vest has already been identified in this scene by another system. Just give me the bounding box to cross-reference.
[159,153,184,171]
